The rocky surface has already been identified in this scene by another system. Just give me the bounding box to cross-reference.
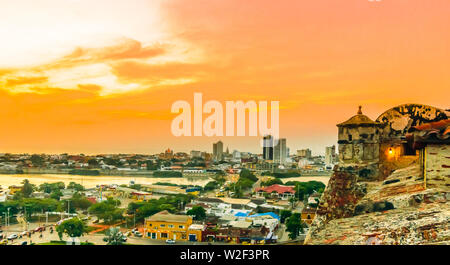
[305,164,450,245]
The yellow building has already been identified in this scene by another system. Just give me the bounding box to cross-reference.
[8,185,22,195]
[145,210,203,241]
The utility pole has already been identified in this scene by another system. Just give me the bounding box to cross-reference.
[6,207,11,238]
[3,213,6,238]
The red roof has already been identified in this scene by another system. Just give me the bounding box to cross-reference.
[407,119,450,149]
[256,184,295,194]
[412,119,450,132]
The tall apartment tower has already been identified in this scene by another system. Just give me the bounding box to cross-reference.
[325,145,336,166]
[213,141,224,161]
[274,138,287,164]
[262,135,274,160]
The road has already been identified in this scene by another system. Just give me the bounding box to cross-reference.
[2,222,224,245]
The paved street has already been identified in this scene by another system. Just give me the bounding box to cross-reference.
[2,221,227,245]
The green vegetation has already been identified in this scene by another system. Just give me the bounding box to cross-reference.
[39,182,65,193]
[127,194,194,223]
[271,172,301,178]
[21,179,34,198]
[153,182,179,186]
[67,182,85,191]
[103,227,124,245]
[69,169,100,176]
[280,210,292,223]
[0,197,61,220]
[286,213,304,240]
[284,180,326,200]
[186,206,206,220]
[153,170,182,178]
[129,184,143,190]
[70,192,93,210]
[30,154,44,167]
[88,197,123,224]
[227,169,258,198]
[261,178,283,187]
[56,217,87,240]
[203,181,219,191]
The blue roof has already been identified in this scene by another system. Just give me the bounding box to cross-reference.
[234,212,249,217]
[248,212,280,220]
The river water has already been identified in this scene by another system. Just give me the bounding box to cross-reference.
[0,174,213,189]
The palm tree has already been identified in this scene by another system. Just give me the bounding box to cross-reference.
[103,227,124,245]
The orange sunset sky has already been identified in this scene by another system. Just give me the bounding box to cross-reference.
[0,0,448,155]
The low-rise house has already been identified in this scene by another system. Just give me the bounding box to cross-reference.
[31,192,50,199]
[255,184,296,200]
[406,119,450,188]
[144,210,193,241]
[301,206,317,225]
[187,224,206,242]
[247,212,280,232]
[307,192,321,206]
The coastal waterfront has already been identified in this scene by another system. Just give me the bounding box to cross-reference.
[0,173,213,188]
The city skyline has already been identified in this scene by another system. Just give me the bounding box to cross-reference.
[0,0,449,155]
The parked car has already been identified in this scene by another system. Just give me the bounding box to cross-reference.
[166,239,176,244]
[34,227,45,233]
[21,241,28,245]
[121,236,127,242]
[0,239,7,245]
[134,231,143,237]
[7,234,18,240]
[20,231,28,237]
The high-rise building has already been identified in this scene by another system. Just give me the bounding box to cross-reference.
[274,138,287,164]
[213,141,223,161]
[325,145,336,166]
[232,150,241,160]
[262,135,274,160]
[190,150,202,158]
[297,149,312,159]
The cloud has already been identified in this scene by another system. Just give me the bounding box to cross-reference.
[44,38,167,70]
[111,61,208,84]
[6,76,48,86]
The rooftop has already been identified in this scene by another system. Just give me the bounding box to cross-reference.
[256,184,295,194]
[146,210,191,223]
[337,106,381,127]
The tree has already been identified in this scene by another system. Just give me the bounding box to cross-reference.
[88,197,123,224]
[186,206,206,220]
[50,190,63,200]
[103,227,124,245]
[71,193,93,210]
[203,181,219,191]
[67,182,84,192]
[39,182,65,193]
[30,154,44,167]
[261,178,283,187]
[21,179,34,198]
[286,213,304,240]
[280,210,292,223]
[56,218,86,241]
[87,158,99,167]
